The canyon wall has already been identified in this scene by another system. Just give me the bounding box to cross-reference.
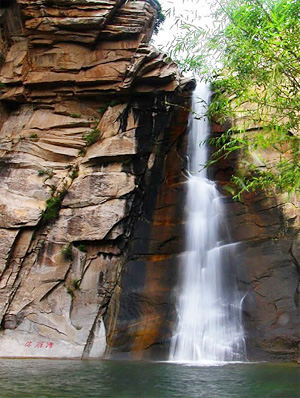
[0,0,193,358]
[0,0,298,362]
[211,120,300,362]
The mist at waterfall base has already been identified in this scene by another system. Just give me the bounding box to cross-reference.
[169,83,246,365]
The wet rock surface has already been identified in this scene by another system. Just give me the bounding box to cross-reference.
[211,124,300,362]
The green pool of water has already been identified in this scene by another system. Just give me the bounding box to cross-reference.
[0,360,298,398]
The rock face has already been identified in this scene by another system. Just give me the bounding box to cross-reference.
[0,0,193,358]
[210,120,300,362]
[0,0,298,362]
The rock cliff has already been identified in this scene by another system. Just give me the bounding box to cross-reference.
[0,0,298,362]
[211,119,300,362]
[0,0,193,358]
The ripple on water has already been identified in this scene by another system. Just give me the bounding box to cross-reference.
[0,360,299,398]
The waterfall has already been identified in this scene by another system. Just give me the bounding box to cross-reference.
[169,83,246,364]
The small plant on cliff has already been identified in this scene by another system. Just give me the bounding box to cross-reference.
[98,105,107,115]
[77,244,87,253]
[66,286,74,298]
[29,133,38,141]
[61,243,73,261]
[42,196,62,222]
[98,100,124,116]
[72,279,81,291]
[70,113,81,118]
[41,189,67,222]
[78,147,86,157]
[38,169,53,178]
[70,166,79,180]
[83,128,100,146]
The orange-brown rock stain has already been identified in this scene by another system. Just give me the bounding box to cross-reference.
[129,101,191,354]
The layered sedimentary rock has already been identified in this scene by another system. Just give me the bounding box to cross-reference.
[0,0,298,363]
[0,0,193,358]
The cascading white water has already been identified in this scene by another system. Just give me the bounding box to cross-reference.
[169,83,246,364]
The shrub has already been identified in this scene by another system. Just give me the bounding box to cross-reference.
[77,244,87,252]
[29,134,38,140]
[72,279,81,290]
[83,128,100,146]
[41,189,67,222]
[38,169,53,178]
[70,166,78,180]
[66,287,74,298]
[61,243,73,261]
[42,196,62,221]
[78,147,86,157]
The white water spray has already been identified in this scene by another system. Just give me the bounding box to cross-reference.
[169,83,246,364]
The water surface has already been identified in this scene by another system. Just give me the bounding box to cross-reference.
[0,360,298,398]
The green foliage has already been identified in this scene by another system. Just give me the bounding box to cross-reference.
[154,9,166,35]
[78,147,86,157]
[66,286,74,298]
[41,189,67,222]
[169,0,300,197]
[61,243,73,261]
[77,244,87,252]
[83,128,100,146]
[70,113,81,118]
[72,279,81,291]
[98,106,107,115]
[42,196,62,222]
[29,133,38,140]
[70,166,79,180]
[98,100,124,116]
[64,279,81,299]
[38,169,53,178]
[65,278,81,298]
